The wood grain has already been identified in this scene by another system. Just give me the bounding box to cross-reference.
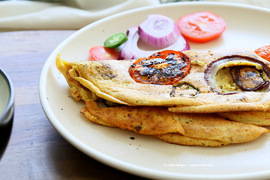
[0,31,145,180]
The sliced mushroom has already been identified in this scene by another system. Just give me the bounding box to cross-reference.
[230,66,269,91]
[205,55,270,94]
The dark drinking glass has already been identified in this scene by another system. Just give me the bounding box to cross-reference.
[0,69,14,159]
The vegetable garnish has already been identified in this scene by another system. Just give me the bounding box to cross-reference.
[104,33,128,48]
[255,45,270,61]
[230,66,269,91]
[204,55,270,95]
[177,12,226,43]
[138,14,181,48]
[89,46,120,61]
[129,50,191,85]
[119,27,190,60]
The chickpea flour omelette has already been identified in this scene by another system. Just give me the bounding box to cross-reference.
[56,48,270,147]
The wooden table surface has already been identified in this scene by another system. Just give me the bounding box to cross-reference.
[0,30,146,180]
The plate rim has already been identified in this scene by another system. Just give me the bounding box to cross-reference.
[39,2,270,179]
[0,68,14,121]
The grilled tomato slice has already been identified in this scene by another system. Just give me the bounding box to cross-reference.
[255,45,270,61]
[129,50,191,85]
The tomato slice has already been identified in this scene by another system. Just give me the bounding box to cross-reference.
[177,12,226,43]
[255,45,270,61]
[89,46,120,61]
[129,50,191,85]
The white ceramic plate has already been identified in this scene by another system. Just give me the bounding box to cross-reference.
[39,2,270,179]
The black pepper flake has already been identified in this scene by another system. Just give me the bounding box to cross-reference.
[135,126,142,132]
[130,137,135,140]
[170,86,176,97]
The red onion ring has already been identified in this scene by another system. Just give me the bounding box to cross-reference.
[138,14,181,49]
[119,27,190,60]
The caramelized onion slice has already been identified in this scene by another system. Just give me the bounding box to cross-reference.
[205,55,270,94]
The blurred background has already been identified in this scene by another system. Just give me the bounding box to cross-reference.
[0,0,269,32]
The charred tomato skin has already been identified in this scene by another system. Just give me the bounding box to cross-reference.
[129,50,191,85]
